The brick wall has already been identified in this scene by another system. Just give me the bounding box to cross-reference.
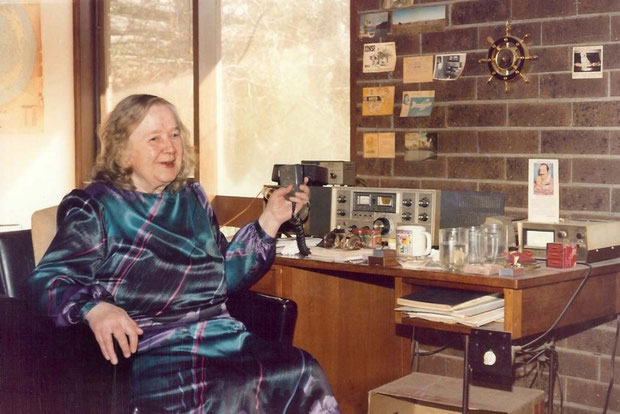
[351,1,620,412]
[351,0,620,221]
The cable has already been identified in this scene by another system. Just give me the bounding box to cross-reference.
[602,314,620,414]
[290,201,310,256]
[220,189,264,227]
[514,262,592,352]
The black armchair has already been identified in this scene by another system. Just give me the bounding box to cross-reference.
[0,229,297,414]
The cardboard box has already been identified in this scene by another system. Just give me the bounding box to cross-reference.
[368,373,545,414]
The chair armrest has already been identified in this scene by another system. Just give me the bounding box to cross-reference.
[227,290,297,346]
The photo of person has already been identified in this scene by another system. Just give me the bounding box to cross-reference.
[533,162,554,195]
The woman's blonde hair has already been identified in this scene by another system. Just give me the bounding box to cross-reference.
[92,94,196,193]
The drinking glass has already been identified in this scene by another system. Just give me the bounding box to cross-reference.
[466,226,485,265]
[439,227,469,272]
[482,223,507,264]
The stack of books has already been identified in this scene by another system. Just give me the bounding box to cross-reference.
[396,287,504,327]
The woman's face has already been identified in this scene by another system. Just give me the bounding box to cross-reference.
[127,104,184,194]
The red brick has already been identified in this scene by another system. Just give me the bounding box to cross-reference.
[451,0,510,26]
[394,106,446,129]
[355,0,381,11]
[447,157,504,179]
[513,0,576,19]
[509,103,572,127]
[605,44,620,69]
[610,131,620,154]
[542,16,610,45]
[421,28,478,54]
[479,182,527,208]
[354,106,393,129]
[437,130,478,153]
[614,16,620,41]
[573,159,620,184]
[419,180,478,191]
[447,104,506,127]
[540,73,608,99]
[579,0,620,13]
[380,178,421,189]
[529,46,571,73]
[507,158,528,181]
[574,102,620,127]
[541,130,609,155]
[354,157,393,176]
[462,51,491,77]
[385,32,421,55]
[479,130,539,154]
[418,78,476,102]
[560,187,610,211]
[393,155,447,177]
[611,72,620,97]
[477,75,539,100]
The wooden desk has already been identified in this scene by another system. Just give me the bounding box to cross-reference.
[250,256,620,414]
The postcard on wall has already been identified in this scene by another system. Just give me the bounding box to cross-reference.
[363,42,396,73]
[392,5,446,35]
[404,132,437,161]
[359,12,389,40]
[403,55,434,83]
[528,159,560,223]
[382,0,414,9]
[400,90,435,117]
[572,46,603,79]
[433,53,466,80]
[362,86,395,116]
[363,132,396,158]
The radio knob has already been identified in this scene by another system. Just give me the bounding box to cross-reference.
[336,195,347,203]
[336,209,346,216]
[557,230,568,239]
[402,198,413,207]
[418,197,430,208]
[418,213,429,222]
[402,212,412,221]
[330,172,337,179]
[373,217,391,236]
[576,232,584,239]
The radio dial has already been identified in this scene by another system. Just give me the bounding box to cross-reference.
[557,230,568,239]
[402,212,412,221]
[336,195,347,203]
[402,198,413,207]
[418,197,430,208]
[418,213,429,222]
[373,217,391,236]
[576,232,584,239]
[336,209,346,217]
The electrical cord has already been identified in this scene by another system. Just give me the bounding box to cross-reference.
[514,262,592,353]
[602,314,620,414]
[290,202,311,256]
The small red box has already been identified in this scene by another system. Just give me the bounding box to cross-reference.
[546,243,577,268]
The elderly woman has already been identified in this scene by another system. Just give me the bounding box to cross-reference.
[28,94,339,413]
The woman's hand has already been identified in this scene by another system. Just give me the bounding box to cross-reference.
[85,301,143,365]
[258,178,310,237]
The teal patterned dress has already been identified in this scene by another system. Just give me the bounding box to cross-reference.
[28,181,339,414]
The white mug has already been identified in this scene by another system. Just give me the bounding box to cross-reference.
[396,225,432,259]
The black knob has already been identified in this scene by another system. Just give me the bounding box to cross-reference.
[337,209,346,216]
[418,197,430,208]
[418,213,429,221]
[337,195,347,203]
[402,212,412,221]
[402,198,413,207]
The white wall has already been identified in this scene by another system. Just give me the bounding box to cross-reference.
[0,0,74,230]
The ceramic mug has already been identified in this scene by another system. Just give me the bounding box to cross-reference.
[396,225,432,259]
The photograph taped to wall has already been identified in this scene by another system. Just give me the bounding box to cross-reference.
[382,0,414,9]
[364,132,395,158]
[433,53,466,81]
[392,5,446,34]
[0,4,43,133]
[400,90,434,117]
[363,42,396,73]
[403,55,434,83]
[528,158,559,223]
[362,86,395,116]
[359,12,389,40]
[572,46,603,79]
[404,132,437,161]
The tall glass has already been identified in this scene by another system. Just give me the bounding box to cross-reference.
[482,223,507,264]
[439,227,469,272]
[466,226,485,265]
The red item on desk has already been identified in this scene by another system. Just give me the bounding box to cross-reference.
[546,243,577,268]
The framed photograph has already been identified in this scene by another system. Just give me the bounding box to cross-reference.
[528,159,559,223]
[572,46,603,79]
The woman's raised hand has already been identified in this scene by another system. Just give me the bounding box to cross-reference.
[85,301,143,365]
[258,177,310,238]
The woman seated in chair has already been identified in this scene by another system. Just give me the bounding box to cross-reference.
[28,94,340,414]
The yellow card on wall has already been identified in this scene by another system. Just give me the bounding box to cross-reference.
[363,132,395,158]
[362,86,395,116]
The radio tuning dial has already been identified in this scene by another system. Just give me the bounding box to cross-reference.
[336,209,346,217]
[373,217,391,235]
[336,195,347,203]
[402,198,413,207]
[402,212,412,221]
[418,213,429,222]
[557,230,568,239]
[418,197,430,208]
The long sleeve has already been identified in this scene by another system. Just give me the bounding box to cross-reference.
[194,184,276,294]
[27,190,112,327]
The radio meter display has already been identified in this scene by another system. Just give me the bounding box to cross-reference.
[356,194,371,206]
[524,229,554,249]
[353,192,397,213]
[377,196,393,207]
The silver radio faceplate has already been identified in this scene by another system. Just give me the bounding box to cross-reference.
[330,187,440,244]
